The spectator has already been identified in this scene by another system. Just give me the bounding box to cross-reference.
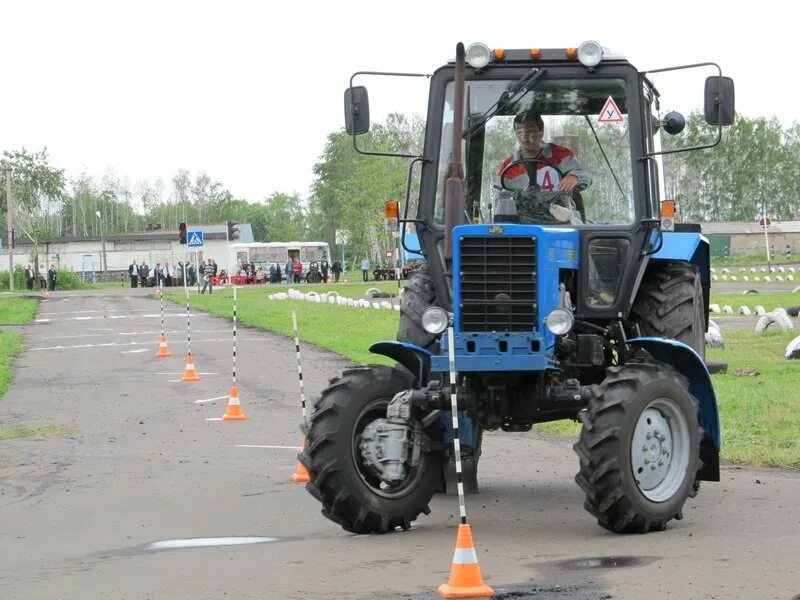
[201,259,213,294]
[212,259,218,277]
[361,256,371,282]
[25,264,34,290]
[269,263,277,283]
[275,263,282,283]
[139,262,149,287]
[331,260,342,283]
[285,260,294,284]
[292,258,303,283]
[38,264,47,291]
[321,260,329,283]
[48,265,57,291]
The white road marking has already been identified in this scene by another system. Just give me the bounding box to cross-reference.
[40,329,231,341]
[205,417,224,421]
[193,396,229,404]
[235,445,302,450]
[31,338,262,351]
[157,372,218,376]
[35,319,51,323]
[121,349,149,354]
[146,537,277,551]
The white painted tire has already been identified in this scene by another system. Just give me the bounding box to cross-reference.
[755,305,766,315]
[722,305,733,314]
[739,306,752,315]
[709,304,721,314]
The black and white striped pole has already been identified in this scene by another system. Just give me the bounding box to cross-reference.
[181,285,199,381]
[222,285,246,420]
[290,309,310,483]
[437,324,493,598]
[155,287,172,357]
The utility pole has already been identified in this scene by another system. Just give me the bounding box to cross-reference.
[96,210,107,276]
[5,169,13,291]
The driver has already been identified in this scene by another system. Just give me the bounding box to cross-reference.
[498,109,592,193]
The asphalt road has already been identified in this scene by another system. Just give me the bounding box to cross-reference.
[1,289,799,600]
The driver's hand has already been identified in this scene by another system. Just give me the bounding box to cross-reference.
[559,174,579,192]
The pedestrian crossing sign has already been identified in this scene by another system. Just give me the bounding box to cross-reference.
[187,230,204,248]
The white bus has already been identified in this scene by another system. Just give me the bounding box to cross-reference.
[229,241,330,275]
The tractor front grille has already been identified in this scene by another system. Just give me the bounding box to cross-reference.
[459,236,537,332]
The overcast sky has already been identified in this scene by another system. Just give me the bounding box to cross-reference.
[2,0,796,205]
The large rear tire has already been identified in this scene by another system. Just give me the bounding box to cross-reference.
[397,264,438,353]
[299,365,443,534]
[631,262,706,360]
[574,362,701,533]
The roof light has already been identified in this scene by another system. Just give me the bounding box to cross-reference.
[566,47,578,60]
[466,43,491,69]
[530,48,541,59]
[661,200,676,218]
[578,40,604,67]
[493,48,506,61]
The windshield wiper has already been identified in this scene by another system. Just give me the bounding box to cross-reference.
[583,115,628,203]
[464,68,546,138]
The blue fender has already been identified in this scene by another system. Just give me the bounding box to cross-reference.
[628,337,720,482]
[369,341,432,387]
[628,337,720,449]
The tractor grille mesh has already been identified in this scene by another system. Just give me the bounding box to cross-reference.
[459,236,537,332]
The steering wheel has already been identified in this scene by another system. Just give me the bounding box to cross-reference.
[497,159,585,222]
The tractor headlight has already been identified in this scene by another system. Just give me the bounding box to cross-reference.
[545,308,575,336]
[466,43,491,69]
[577,40,603,68]
[421,307,449,334]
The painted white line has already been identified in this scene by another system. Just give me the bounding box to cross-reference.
[32,338,264,351]
[40,329,230,341]
[35,319,51,323]
[121,349,149,354]
[147,537,277,550]
[193,396,228,404]
[234,445,302,450]
[75,317,93,320]
[205,417,224,421]
[158,372,218,376]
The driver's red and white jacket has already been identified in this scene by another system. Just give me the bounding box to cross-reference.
[497,144,592,191]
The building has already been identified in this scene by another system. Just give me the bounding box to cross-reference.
[1,223,255,276]
[702,221,800,259]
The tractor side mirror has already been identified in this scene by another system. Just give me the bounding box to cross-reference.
[704,76,735,126]
[344,85,371,135]
[662,111,686,135]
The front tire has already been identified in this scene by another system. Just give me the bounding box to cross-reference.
[574,362,701,533]
[299,366,443,534]
[397,264,438,352]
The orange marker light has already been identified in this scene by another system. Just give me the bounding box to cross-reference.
[661,200,676,218]
[530,48,541,59]
[566,47,578,59]
[493,48,506,61]
[384,201,399,219]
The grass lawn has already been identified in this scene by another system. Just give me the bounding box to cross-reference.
[164,281,403,365]
[0,296,39,325]
[167,281,800,470]
[710,291,800,314]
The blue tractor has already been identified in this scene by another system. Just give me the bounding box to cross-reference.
[300,42,734,534]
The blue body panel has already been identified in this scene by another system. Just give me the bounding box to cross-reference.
[652,231,710,284]
[628,337,721,449]
[431,223,579,373]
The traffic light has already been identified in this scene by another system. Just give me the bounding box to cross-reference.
[226,220,240,240]
[179,222,187,244]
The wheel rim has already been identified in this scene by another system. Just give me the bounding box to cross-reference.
[351,398,427,499]
[630,397,691,502]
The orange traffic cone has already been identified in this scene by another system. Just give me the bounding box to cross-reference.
[181,355,200,381]
[155,335,172,357]
[290,438,311,483]
[222,385,247,421]
[438,524,494,599]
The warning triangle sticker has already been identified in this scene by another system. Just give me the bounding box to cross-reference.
[189,232,202,245]
[598,96,624,124]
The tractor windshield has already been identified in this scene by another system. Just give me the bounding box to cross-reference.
[434,76,634,226]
